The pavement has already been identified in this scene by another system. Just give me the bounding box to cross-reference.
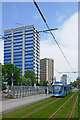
[1,94,53,115]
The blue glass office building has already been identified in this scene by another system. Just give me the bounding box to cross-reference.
[4,25,40,82]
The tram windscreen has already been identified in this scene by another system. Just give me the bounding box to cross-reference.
[53,85,63,93]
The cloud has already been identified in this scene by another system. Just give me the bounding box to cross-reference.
[40,12,78,82]
[0,11,78,83]
[33,13,40,19]
[55,12,78,49]
[56,11,65,23]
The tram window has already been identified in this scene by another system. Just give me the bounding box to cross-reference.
[64,87,66,92]
[60,86,63,91]
[53,85,63,93]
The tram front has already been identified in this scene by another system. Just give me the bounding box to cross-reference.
[53,83,64,97]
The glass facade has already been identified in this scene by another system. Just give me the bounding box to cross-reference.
[13,29,23,75]
[4,32,12,64]
[4,25,40,81]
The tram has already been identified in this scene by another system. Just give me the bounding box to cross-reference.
[52,82,72,97]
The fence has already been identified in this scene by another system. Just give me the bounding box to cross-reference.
[49,85,53,94]
[7,86,48,98]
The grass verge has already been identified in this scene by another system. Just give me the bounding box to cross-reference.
[2,96,54,118]
[78,89,80,120]
[52,92,78,118]
[2,92,75,119]
[71,95,78,118]
[25,92,75,118]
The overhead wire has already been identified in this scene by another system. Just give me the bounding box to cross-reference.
[0,32,77,79]
[0,1,76,76]
[0,27,58,54]
[0,28,76,75]
[33,0,74,72]
[1,28,58,39]
[0,32,61,76]
[58,71,78,74]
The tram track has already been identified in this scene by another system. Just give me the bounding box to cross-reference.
[68,95,78,120]
[3,96,54,118]
[48,92,76,120]
[3,92,76,119]
[22,98,60,118]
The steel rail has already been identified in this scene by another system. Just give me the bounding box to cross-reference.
[5,96,53,118]
[48,93,76,120]
[68,95,78,120]
[22,98,60,118]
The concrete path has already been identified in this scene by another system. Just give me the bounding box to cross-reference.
[1,94,53,115]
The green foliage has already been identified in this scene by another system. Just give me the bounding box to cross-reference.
[39,81,49,86]
[43,81,49,86]
[2,82,6,90]
[19,76,32,86]
[2,63,21,86]
[25,69,36,86]
[71,81,78,88]
[13,66,21,85]
[39,81,43,86]
[76,77,80,89]
[3,92,77,118]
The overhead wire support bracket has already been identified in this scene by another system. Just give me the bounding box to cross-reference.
[58,72,78,74]
[39,28,58,33]
[0,28,58,39]
[33,0,73,71]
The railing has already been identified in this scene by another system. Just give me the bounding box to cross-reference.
[49,85,53,94]
[7,86,47,98]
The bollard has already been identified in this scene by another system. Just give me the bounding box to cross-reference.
[5,90,8,98]
[54,97,56,99]
[72,98,74,100]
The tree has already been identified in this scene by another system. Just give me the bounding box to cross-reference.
[71,80,78,88]
[76,77,80,89]
[13,66,21,85]
[2,82,6,91]
[36,80,40,86]
[43,81,49,86]
[39,81,43,86]
[18,76,32,86]
[2,63,21,86]
[24,70,36,86]
[39,81,49,86]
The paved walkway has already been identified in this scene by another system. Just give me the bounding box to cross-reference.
[1,94,53,115]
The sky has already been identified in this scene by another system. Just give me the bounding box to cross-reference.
[0,1,78,83]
